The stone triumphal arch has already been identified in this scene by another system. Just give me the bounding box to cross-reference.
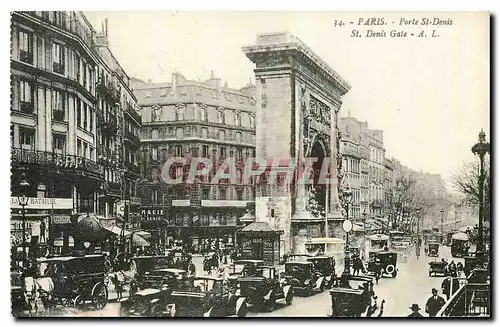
[243,32,351,255]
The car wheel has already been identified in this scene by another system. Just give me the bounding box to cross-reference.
[391,270,397,278]
[285,292,293,306]
[320,282,325,292]
[428,271,432,277]
[265,294,276,312]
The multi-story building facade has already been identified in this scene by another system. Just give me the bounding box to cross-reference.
[367,128,386,218]
[11,11,101,252]
[93,21,142,222]
[10,11,140,255]
[133,72,256,251]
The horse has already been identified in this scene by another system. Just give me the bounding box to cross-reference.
[23,277,55,316]
[107,265,137,300]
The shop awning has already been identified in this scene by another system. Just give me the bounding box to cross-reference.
[239,222,283,234]
[134,231,151,239]
[103,226,131,237]
[132,234,150,247]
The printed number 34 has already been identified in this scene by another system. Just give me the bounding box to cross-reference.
[334,20,345,27]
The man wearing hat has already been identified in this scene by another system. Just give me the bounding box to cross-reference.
[425,288,446,317]
[407,304,424,317]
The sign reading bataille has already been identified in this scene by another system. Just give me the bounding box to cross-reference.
[10,197,73,210]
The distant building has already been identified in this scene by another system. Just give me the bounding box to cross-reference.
[133,72,256,250]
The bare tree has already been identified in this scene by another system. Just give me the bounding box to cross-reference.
[453,158,490,222]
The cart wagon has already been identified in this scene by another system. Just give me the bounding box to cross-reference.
[37,254,108,310]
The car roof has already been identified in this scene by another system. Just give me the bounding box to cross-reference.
[193,276,223,281]
[37,254,102,262]
[285,261,313,266]
[153,268,186,274]
[235,260,264,264]
[330,288,364,295]
[307,256,332,260]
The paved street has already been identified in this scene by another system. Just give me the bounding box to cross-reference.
[39,245,464,317]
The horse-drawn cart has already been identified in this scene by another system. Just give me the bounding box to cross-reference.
[36,254,108,310]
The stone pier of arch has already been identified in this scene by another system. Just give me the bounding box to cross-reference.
[243,32,352,256]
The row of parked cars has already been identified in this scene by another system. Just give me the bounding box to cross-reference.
[119,253,387,317]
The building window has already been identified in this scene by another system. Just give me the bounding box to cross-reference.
[152,128,159,139]
[176,106,185,120]
[83,142,88,159]
[176,128,184,139]
[152,106,161,121]
[53,133,66,154]
[235,132,241,143]
[83,104,88,130]
[200,107,207,121]
[202,145,209,158]
[19,127,34,150]
[77,139,82,156]
[52,43,65,74]
[219,130,225,141]
[203,187,210,200]
[200,127,208,139]
[152,190,158,204]
[175,145,183,157]
[219,188,227,200]
[236,148,243,161]
[249,115,255,128]
[220,146,227,157]
[89,110,93,132]
[76,100,82,127]
[151,146,158,160]
[217,110,225,124]
[234,113,241,126]
[19,30,33,64]
[18,80,34,114]
[236,189,243,200]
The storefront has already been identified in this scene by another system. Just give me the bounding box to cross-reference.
[237,221,283,266]
[10,196,74,260]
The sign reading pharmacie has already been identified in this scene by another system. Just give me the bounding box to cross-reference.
[10,197,73,210]
[140,207,171,224]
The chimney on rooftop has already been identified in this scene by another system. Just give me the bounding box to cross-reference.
[172,72,177,95]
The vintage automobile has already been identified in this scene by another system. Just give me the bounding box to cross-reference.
[132,255,172,277]
[230,259,264,277]
[119,287,174,317]
[282,261,324,296]
[237,265,293,312]
[168,276,248,317]
[451,233,469,257]
[120,268,188,316]
[366,251,398,278]
[428,261,448,277]
[140,268,188,290]
[329,275,385,317]
[427,242,440,257]
[307,256,336,288]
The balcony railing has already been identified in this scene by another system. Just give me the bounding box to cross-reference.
[19,50,33,64]
[19,101,34,114]
[96,78,120,102]
[11,147,104,177]
[53,62,65,75]
[437,282,490,317]
[98,115,118,136]
[125,103,141,124]
[124,130,141,146]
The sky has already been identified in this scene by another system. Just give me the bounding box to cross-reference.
[83,11,490,190]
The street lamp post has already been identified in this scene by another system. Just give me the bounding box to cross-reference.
[18,172,30,260]
[343,189,353,275]
[415,207,421,240]
[440,209,445,235]
[471,129,490,258]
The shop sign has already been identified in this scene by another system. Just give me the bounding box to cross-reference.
[52,216,71,224]
[11,197,73,210]
[140,208,167,218]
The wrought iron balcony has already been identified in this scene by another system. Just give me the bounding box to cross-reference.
[96,78,120,102]
[11,147,104,178]
[97,114,118,136]
[125,103,141,124]
[124,130,141,147]
[53,109,65,122]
